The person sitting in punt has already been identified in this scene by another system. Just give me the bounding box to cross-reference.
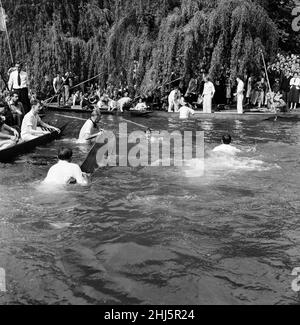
[131,98,148,111]
[9,91,25,127]
[21,100,60,142]
[44,147,89,186]
[178,98,195,119]
[78,110,103,144]
[0,114,19,150]
[81,92,93,110]
[212,134,241,155]
[0,99,14,127]
[72,90,82,108]
[266,91,286,113]
[97,94,111,111]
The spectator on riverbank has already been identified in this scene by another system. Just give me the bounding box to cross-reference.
[289,72,300,110]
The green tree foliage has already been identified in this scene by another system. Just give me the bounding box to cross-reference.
[0,0,289,96]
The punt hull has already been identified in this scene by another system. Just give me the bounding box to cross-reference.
[0,127,65,163]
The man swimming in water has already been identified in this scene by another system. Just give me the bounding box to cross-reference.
[178,98,195,119]
[213,134,241,155]
[44,147,89,186]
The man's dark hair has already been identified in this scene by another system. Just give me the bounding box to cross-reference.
[222,134,232,145]
[58,148,73,161]
[31,99,41,107]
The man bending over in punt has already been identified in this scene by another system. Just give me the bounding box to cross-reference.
[21,100,60,142]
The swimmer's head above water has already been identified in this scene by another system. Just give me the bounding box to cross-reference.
[222,134,232,145]
[58,147,73,162]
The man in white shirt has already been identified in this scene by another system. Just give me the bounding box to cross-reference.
[53,72,64,107]
[21,100,60,142]
[178,98,195,119]
[8,62,31,114]
[44,147,89,186]
[132,98,148,111]
[168,87,181,113]
[78,110,103,144]
[213,135,241,155]
[202,75,215,114]
[234,76,245,114]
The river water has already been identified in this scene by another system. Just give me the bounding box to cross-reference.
[0,113,300,305]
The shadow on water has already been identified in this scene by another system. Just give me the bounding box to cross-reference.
[0,113,300,304]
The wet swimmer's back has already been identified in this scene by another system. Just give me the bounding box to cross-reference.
[212,135,241,155]
[179,98,195,119]
[43,147,89,186]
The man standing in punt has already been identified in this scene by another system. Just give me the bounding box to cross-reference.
[234,75,245,114]
[53,72,64,107]
[168,86,181,113]
[202,75,215,114]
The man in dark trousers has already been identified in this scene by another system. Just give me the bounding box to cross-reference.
[8,62,31,114]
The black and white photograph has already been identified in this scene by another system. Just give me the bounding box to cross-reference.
[0,0,300,307]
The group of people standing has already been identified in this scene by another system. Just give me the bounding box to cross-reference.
[168,74,246,116]
[278,71,300,111]
[52,71,74,106]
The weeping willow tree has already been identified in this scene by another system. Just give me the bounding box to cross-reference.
[208,0,278,79]
[0,0,113,93]
[102,0,279,95]
[0,0,280,96]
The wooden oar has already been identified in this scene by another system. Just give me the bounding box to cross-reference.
[80,140,104,174]
[120,117,149,130]
[54,113,86,121]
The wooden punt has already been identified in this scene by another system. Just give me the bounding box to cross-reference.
[44,104,118,115]
[43,103,95,114]
[44,103,154,117]
[0,125,67,163]
[128,110,154,118]
[44,102,300,121]
[151,110,300,121]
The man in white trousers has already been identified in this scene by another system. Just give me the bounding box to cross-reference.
[234,75,245,114]
[202,76,215,114]
[168,87,181,113]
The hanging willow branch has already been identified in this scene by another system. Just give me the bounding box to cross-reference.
[0,0,279,96]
